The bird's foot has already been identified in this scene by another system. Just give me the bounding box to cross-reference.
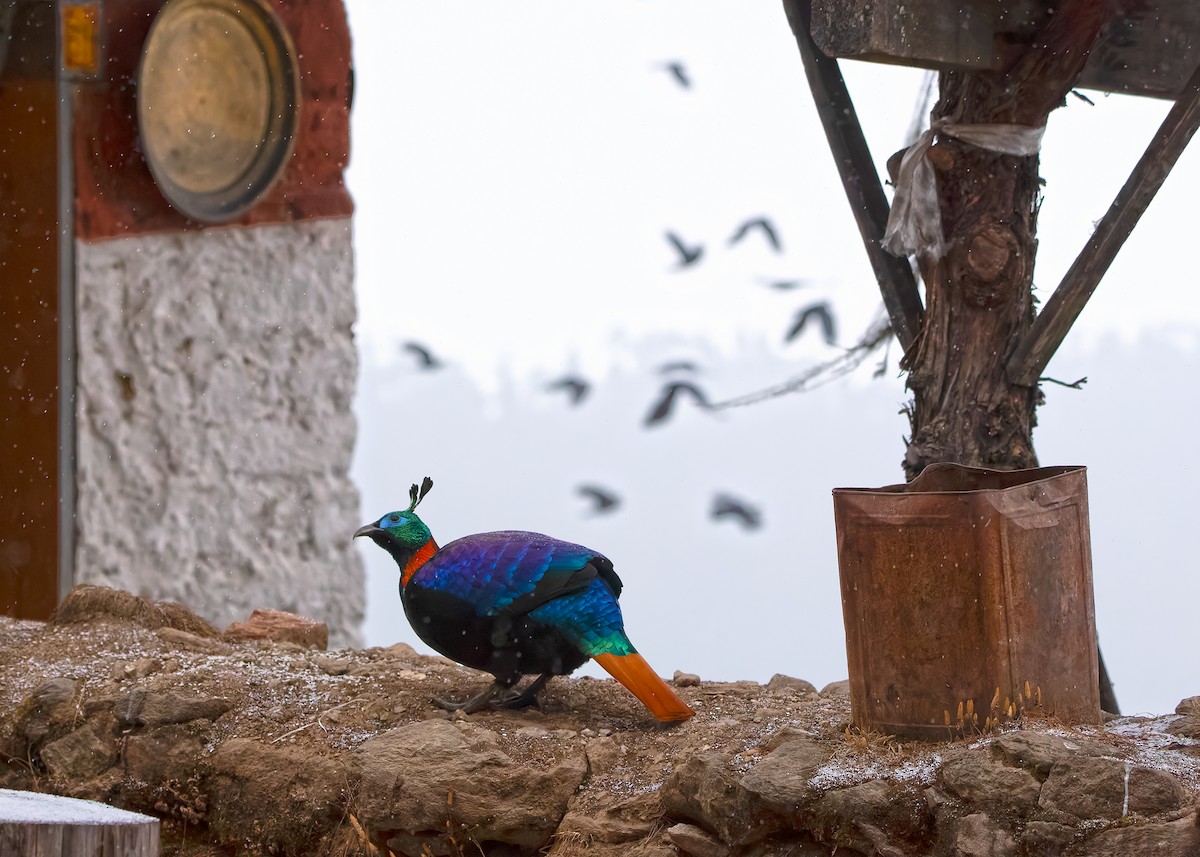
[431,681,507,715]
[492,674,550,711]
[431,675,551,714]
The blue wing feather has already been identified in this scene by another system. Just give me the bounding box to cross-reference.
[409,531,603,617]
[528,577,634,656]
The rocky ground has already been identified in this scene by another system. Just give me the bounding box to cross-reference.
[1,585,1198,857]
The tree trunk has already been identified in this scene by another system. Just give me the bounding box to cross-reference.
[902,1,1114,480]
[898,3,1122,715]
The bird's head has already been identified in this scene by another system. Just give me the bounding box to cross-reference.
[354,477,435,556]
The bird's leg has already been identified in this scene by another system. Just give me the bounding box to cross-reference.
[494,673,552,710]
[431,680,510,714]
[433,675,553,714]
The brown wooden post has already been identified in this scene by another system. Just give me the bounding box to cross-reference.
[0,1,71,620]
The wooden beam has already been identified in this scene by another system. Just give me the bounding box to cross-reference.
[1007,58,1200,386]
[809,0,1000,74]
[807,0,1200,102]
[783,0,924,352]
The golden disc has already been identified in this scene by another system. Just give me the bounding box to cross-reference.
[137,0,299,222]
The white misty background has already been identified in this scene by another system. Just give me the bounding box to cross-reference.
[344,3,1200,715]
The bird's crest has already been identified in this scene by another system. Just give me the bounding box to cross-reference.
[408,477,434,512]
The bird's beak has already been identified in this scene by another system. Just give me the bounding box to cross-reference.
[353,523,381,541]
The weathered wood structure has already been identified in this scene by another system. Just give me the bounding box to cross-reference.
[788,0,1200,722]
[786,0,1200,477]
[810,0,1199,100]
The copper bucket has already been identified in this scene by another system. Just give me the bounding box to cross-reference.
[833,464,1101,739]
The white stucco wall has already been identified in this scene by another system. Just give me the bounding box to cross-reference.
[74,218,364,645]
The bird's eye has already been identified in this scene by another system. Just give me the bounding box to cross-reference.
[382,513,407,527]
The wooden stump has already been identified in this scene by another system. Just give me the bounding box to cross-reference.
[0,789,158,857]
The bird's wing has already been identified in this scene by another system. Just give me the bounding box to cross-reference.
[817,307,837,344]
[578,486,617,507]
[711,497,737,517]
[730,218,780,251]
[665,231,703,265]
[713,494,762,528]
[759,219,781,251]
[547,376,584,391]
[658,361,698,374]
[786,303,834,343]
[785,312,807,342]
[645,381,711,426]
[673,381,710,408]
[644,385,679,426]
[403,342,438,367]
[411,532,620,646]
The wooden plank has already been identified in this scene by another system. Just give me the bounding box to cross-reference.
[0,789,160,856]
[1078,0,1200,99]
[810,0,1200,101]
[783,0,924,351]
[810,0,1002,72]
[1006,58,1200,387]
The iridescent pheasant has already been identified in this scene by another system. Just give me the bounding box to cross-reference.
[354,478,694,722]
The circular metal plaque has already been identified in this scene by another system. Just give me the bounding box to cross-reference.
[137,0,300,222]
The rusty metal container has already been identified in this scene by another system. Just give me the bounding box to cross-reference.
[833,463,1101,739]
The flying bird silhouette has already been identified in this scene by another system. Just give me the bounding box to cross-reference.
[728,217,781,253]
[545,376,590,405]
[785,302,837,346]
[355,479,693,722]
[758,277,810,291]
[644,380,710,427]
[665,231,704,268]
[657,360,700,375]
[401,341,443,370]
[662,61,691,89]
[711,493,762,530]
[577,484,620,515]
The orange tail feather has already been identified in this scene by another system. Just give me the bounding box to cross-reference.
[592,652,695,722]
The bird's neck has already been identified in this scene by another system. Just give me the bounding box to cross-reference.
[399,537,439,589]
